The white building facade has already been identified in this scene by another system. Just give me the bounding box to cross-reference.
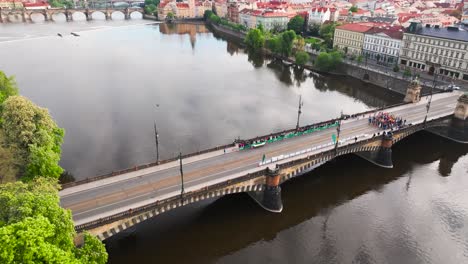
[363,30,402,65]
[400,22,468,81]
[308,7,330,24]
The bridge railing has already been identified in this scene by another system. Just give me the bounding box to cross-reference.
[62,91,451,189]
[74,115,451,232]
[75,168,267,232]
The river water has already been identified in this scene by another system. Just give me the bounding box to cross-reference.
[0,22,467,263]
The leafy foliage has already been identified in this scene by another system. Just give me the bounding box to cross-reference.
[279,30,296,56]
[349,6,358,12]
[287,15,305,35]
[206,12,246,32]
[295,51,310,66]
[308,23,320,36]
[315,51,343,71]
[0,72,18,108]
[0,178,108,263]
[166,12,174,20]
[1,96,64,181]
[0,132,18,184]
[319,22,339,48]
[49,0,73,9]
[293,36,305,53]
[144,0,159,15]
[245,28,265,51]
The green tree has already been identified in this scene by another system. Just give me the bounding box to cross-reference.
[319,22,339,48]
[357,55,363,64]
[349,5,358,12]
[267,36,282,54]
[308,23,320,36]
[1,96,64,181]
[245,28,265,51]
[0,178,108,263]
[279,30,296,56]
[293,36,305,53]
[144,4,157,15]
[315,51,342,71]
[295,51,310,66]
[166,12,174,20]
[0,71,18,108]
[287,15,305,35]
[403,69,412,78]
[0,132,18,184]
[49,0,73,8]
[393,65,400,72]
[204,10,214,20]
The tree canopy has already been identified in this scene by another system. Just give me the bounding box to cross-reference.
[349,6,358,12]
[1,96,64,181]
[245,28,265,51]
[295,51,310,66]
[0,72,18,117]
[315,51,343,71]
[287,15,305,35]
[0,178,108,263]
[319,22,339,49]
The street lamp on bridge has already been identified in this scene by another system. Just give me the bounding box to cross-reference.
[296,95,303,130]
[423,62,441,127]
[179,152,185,202]
[154,104,160,164]
[334,110,343,156]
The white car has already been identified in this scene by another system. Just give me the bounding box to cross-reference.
[447,84,461,90]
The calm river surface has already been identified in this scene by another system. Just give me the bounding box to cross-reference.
[1,22,467,263]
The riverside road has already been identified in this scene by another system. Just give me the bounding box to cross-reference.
[60,92,462,226]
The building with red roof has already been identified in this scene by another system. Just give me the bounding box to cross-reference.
[363,25,405,66]
[333,23,374,55]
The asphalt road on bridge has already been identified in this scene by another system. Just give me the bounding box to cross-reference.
[60,92,462,225]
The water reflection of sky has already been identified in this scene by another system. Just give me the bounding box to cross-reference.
[0,23,400,179]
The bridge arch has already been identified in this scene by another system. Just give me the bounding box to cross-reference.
[110,10,125,19]
[71,11,87,21]
[50,12,67,22]
[129,10,143,18]
[90,11,106,20]
[29,12,46,22]
[6,12,24,23]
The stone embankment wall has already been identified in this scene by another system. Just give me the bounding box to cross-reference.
[343,64,432,95]
[209,23,246,40]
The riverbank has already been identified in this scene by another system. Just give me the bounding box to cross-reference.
[207,22,440,96]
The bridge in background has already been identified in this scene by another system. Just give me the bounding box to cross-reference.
[60,91,468,245]
[0,7,143,23]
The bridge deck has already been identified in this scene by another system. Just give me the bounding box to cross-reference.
[60,92,462,226]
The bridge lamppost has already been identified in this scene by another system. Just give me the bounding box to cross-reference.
[179,152,185,202]
[296,95,303,131]
[154,104,160,164]
[334,110,343,156]
[423,62,440,127]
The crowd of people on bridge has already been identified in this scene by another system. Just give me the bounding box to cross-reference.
[368,112,405,130]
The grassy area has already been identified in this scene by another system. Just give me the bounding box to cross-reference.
[305,37,323,44]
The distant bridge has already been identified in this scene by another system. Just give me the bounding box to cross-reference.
[0,7,143,23]
[60,91,468,245]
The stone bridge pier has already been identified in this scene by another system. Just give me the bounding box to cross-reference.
[355,132,394,168]
[248,167,283,213]
[428,93,468,143]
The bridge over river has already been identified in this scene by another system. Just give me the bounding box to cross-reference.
[60,91,468,244]
[0,7,143,23]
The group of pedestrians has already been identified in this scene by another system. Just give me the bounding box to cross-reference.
[368,112,405,130]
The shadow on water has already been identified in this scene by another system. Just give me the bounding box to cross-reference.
[106,132,468,264]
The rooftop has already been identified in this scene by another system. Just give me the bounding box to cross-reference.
[409,25,468,42]
[336,23,374,33]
